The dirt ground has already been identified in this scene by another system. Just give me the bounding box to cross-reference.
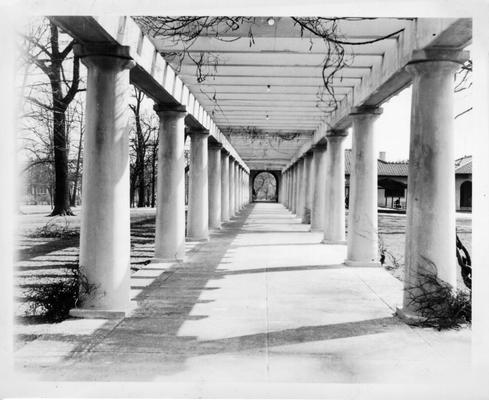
[375,212,472,286]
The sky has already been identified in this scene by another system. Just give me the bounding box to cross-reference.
[343,83,474,162]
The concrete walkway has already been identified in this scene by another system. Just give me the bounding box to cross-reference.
[15,203,470,387]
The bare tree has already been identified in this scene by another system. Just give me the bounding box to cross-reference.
[70,98,84,207]
[149,132,159,207]
[128,88,159,207]
[21,18,84,215]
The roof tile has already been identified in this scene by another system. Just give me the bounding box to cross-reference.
[345,149,471,176]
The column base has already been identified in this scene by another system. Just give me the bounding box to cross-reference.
[186,236,209,242]
[395,307,427,325]
[151,257,183,264]
[322,240,347,245]
[69,301,137,320]
[310,227,323,232]
[344,259,381,267]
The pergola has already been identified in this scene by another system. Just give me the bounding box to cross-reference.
[49,15,471,323]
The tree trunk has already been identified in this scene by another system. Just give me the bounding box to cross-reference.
[136,116,145,207]
[47,23,76,216]
[137,166,145,207]
[49,99,73,216]
[130,170,137,207]
[151,144,156,207]
[70,126,83,207]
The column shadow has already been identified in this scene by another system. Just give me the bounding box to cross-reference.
[30,204,404,382]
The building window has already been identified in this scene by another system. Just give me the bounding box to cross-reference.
[460,180,472,208]
[385,187,404,198]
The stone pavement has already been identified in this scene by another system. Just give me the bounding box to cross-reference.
[15,203,470,387]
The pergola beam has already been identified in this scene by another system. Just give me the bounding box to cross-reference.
[50,15,249,172]
[285,17,472,169]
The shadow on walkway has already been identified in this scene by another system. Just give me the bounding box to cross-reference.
[21,203,407,381]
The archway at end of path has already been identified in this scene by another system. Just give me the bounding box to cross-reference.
[252,171,278,202]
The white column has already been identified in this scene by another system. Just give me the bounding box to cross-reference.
[295,164,300,214]
[304,152,315,223]
[345,107,382,267]
[279,171,287,207]
[74,44,135,317]
[229,158,236,217]
[296,162,302,216]
[242,170,246,206]
[311,143,327,231]
[289,168,294,210]
[237,167,242,210]
[221,150,230,221]
[301,153,312,223]
[290,166,295,212]
[281,172,286,206]
[244,170,247,205]
[287,169,292,210]
[278,172,284,204]
[208,141,222,229]
[297,158,307,220]
[397,50,466,320]
[284,170,289,208]
[239,168,244,208]
[245,171,248,205]
[153,104,187,263]
[235,163,240,212]
[239,166,243,209]
[323,130,348,244]
[292,164,298,214]
[187,129,209,241]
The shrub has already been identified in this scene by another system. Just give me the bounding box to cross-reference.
[25,263,95,323]
[28,217,79,239]
[405,259,471,330]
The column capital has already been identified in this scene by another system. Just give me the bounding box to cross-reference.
[220,148,230,157]
[326,129,348,138]
[154,103,187,115]
[409,48,469,64]
[326,130,348,144]
[208,141,223,150]
[350,106,383,118]
[74,43,135,71]
[188,128,210,139]
[312,141,327,152]
[406,49,469,76]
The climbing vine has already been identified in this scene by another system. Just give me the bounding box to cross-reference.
[133,16,407,119]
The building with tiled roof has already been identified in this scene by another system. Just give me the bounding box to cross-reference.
[345,149,409,177]
[454,156,472,210]
[455,155,472,174]
[344,150,472,211]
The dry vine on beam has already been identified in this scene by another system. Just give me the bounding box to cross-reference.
[133,16,406,118]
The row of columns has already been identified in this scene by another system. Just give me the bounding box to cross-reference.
[281,48,465,320]
[73,43,250,316]
[283,130,349,247]
[71,42,463,322]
